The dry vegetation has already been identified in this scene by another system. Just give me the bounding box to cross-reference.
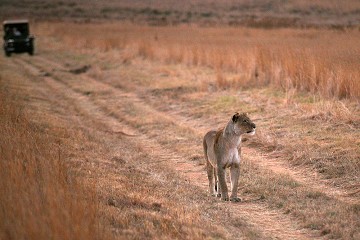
[1,1,360,239]
[0,51,251,239]
[0,77,106,239]
[36,22,360,100]
[5,20,355,239]
[1,19,357,238]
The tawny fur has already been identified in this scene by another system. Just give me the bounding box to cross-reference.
[203,113,256,202]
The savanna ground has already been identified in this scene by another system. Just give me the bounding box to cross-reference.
[1,1,360,240]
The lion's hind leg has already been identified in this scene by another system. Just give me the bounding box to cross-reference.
[206,160,216,196]
[214,170,222,198]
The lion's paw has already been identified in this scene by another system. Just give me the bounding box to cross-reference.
[221,196,230,201]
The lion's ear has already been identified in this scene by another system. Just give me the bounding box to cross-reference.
[232,112,239,122]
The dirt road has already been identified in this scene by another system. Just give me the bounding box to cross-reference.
[3,49,359,239]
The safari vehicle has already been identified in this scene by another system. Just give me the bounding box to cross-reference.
[3,19,34,57]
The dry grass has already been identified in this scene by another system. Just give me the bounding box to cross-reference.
[0,80,106,240]
[29,20,360,184]
[0,55,250,240]
[30,42,358,238]
[2,18,359,239]
[32,21,358,188]
[34,22,360,100]
[239,159,360,239]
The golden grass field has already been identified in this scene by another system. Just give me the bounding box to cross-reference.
[0,79,106,239]
[1,1,360,239]
[37,22,360,100]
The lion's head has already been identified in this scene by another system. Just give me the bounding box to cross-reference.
[231,112,256,135]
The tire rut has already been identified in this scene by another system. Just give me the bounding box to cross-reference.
[16,55,320,239]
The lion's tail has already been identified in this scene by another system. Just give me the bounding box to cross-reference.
[203,135,209,162]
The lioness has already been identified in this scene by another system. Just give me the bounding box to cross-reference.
[203,113,256,202]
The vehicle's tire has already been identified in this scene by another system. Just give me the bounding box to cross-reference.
[28,48,34,56]
[5,51,11,57]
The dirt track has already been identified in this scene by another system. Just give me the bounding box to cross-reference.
[4,52,359,239]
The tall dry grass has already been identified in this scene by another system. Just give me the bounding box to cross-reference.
[0,84,106,240]
[34,22,360,100]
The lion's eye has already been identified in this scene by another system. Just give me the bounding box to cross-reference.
[243,120,247,123]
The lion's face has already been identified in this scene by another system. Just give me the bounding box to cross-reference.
[231,113,256,135]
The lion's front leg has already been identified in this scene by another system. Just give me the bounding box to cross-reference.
[230,166,241,202]
[217,167,229,201]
